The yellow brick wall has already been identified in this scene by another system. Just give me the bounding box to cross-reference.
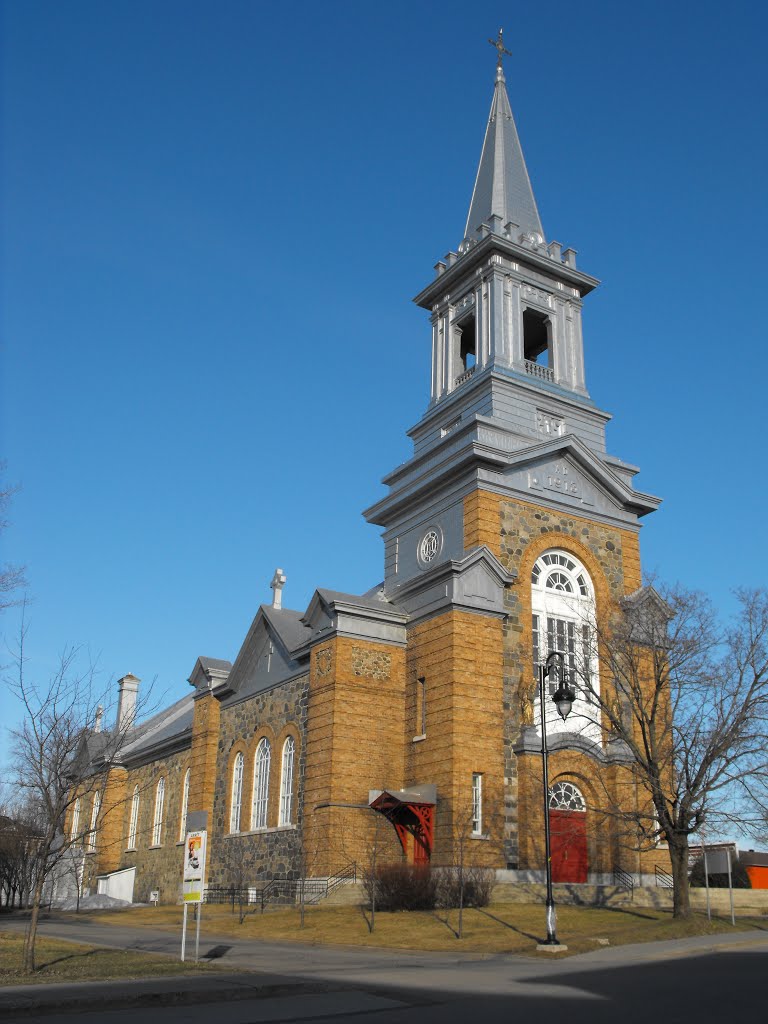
[463,489,503,556]
[406,610,505,867]
[94,766,129,874]
[303,636,407,875]
[188,690,220,824]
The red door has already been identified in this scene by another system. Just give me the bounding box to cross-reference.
[549,808,587,882]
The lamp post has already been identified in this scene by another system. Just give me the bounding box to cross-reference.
[539,650,576,947]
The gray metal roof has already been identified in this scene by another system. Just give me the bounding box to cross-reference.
[120,694,194,761]
[314,588,399,614]
[464,67,544,243]
[260,605,312,655]
[197,656,232,673]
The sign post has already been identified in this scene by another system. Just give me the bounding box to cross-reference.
[181,829,207,962]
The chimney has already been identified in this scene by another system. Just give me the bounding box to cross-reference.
[117,673,141,732]
[93,705,104,733]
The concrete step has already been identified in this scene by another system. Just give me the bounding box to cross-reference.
[318,882,364,906]
[492,882,633,907]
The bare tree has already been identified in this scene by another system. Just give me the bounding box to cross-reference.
[0,465,26,611]
[4,612,135,970]
[578,584,768,919]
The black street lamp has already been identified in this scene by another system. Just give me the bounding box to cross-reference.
[539,650,576,947]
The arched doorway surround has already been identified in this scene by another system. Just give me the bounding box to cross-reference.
[549,781,587,883]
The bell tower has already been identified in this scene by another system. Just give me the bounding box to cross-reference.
[365,36,659,610]
[427,37,591,407]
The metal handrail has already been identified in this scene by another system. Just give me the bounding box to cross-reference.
[655,864,674,888]
[613,868,634,898]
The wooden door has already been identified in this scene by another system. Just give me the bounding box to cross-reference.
[549,808,587,883]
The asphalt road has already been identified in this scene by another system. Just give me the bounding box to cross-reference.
[2,916,768,1023]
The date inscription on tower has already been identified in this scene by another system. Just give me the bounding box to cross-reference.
[529,461,593,507]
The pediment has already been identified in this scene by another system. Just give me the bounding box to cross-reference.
[225,608,299,699]
[393,545,516,623]
[503,436,660,518]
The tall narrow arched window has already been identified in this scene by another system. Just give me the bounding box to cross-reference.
[88,792,101,852]
[128,786,140,848]
[71,798,81,841]
[531,549,600,740]
[251,738,271,829]
[279,736,295,826]
[179,768,190,841]
[152,777,165,846]
[229,753,244,833]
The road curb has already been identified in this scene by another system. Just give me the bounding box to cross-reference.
[0,974,336,1019]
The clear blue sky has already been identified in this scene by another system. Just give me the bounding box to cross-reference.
[2,0,767,760]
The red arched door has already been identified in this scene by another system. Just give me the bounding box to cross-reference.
[549,782,588,883]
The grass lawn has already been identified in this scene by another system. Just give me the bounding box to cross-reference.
[0,930,220,987]
[82,900,768,957]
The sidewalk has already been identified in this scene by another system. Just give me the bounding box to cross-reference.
[1,917,767,1018]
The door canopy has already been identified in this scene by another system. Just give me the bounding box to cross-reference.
[369,786,436,864]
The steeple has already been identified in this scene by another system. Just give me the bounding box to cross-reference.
[364,33,660,601]
[464,35,544,246]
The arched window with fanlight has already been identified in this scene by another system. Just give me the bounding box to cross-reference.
[70,798,81,841]
[278,736,295,826]
[229,753,244,833]
[128,786,140,848]
[179,768,190,841]
[251,738,271,830]
[88,791,101,852]
[531,549,600,738]
[152,777,165,846]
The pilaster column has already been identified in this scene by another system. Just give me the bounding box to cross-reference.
[488,270,505,365]
[430,311,442,402]
[95,765,128,875]
[509,282,524,368]
[571,303,587,393]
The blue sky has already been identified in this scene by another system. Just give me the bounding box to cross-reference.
[2,0,767,764]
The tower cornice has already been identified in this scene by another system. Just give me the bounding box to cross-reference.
[414,232,599,311]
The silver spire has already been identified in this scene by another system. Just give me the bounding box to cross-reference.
[464,34,544,244]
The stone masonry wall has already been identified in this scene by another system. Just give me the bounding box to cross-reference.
[206,674,309,889]
[464,488,646,870]
[114,748,190,904]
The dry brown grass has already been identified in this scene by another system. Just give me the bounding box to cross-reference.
[82,900,767,957]
[0,930,219,987]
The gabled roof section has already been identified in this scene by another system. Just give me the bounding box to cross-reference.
[188,656,232,692]
[464,65,544,243]
[222,605,311,704]
[295,588,407,655]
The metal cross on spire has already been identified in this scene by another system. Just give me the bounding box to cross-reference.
[488,28,512,69]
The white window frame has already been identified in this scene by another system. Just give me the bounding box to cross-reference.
[230,752,244,833]
[531,549,600,742]
[88,791,101,852]
[471,773,483,835]
[128,786,140,848]
[152,777,165,846]
[179,768,190,842]
[251,738,271,830]
[71,798,81,841]
[278,736,295,826]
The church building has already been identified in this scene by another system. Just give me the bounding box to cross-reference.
[75,38,664,903]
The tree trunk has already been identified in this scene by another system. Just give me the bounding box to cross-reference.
[668,838,691,919]
[23,875,46,972]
